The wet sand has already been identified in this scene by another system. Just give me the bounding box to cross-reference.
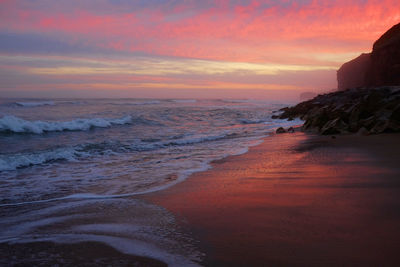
[146,132,400,266]
[0,241,167,267]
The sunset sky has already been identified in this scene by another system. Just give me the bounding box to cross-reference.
[0,0,399,99]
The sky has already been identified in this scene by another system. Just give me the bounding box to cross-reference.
[0,0,399,100]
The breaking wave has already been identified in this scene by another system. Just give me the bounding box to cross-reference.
[238,118,267,124]
[0,147,82,171]
[0,115,132,134]
[171,99,197,103]
[0,131,245,171]
[110,100,161,106]
[15,101,55,107]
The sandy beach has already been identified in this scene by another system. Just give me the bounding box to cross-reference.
[2,131,400,266]
[145,131,400,266]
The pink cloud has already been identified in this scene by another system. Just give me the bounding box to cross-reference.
[1,0,399,66]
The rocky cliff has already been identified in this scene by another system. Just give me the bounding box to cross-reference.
[337,53,371,90]
[337,23,400,90]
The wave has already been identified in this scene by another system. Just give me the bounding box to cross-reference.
[110,100,161,106]
[238,118,267,124]
[221,99,250,103]
[132,132,242,152]
[0,147,82,171]
[0,132,241,171]
[0,115,132,134]
[132,100,161,105]
[15,101,55,107]
[171,99,197,103]
[0,138,264,205]
[162,133,236,146]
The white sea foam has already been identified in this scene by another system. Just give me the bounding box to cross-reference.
[0,115,132,134]
[0,199,202,266]
[15,101,55,107]
[272,117,304,128]
[0,137,264,207]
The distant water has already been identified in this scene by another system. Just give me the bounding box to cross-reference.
[0,98,301,264]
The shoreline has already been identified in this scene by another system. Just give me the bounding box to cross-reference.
[145,131,400,266]
[2,130,400,266]
[0,128,288,267]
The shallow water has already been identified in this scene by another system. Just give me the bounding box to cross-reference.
[0,98,301,204]
[0,97,301,264]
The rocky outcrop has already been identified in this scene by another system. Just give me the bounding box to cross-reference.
[337,23,400,90]
[275,86,400,135]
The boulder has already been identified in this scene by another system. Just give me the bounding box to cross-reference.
[276,127,286,134]
[357,127,370,136]
[320,118,348,135]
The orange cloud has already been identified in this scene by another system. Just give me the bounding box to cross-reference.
[0,0,399,96]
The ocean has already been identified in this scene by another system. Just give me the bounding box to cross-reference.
[0,98,301,265]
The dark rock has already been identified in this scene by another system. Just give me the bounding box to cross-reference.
[390,103,400,121]
[287,127,295,133]
[276,127,286,134]
[370,120,390,134]
[357,127,370,136]
[387,120,400,132]
[320,118,348,135]
[272,86,400,135]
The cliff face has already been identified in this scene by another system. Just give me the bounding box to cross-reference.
[366,23,400,87]
[337,23,400,90]
[337,53,371,90]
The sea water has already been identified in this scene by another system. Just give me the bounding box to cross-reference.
[0,98,301,265]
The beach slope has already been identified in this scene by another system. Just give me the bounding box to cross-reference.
[146,132,400,266]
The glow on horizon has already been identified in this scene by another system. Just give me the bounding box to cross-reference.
[0,0,399,99]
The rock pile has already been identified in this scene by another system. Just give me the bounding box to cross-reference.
[274,86,400,135]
